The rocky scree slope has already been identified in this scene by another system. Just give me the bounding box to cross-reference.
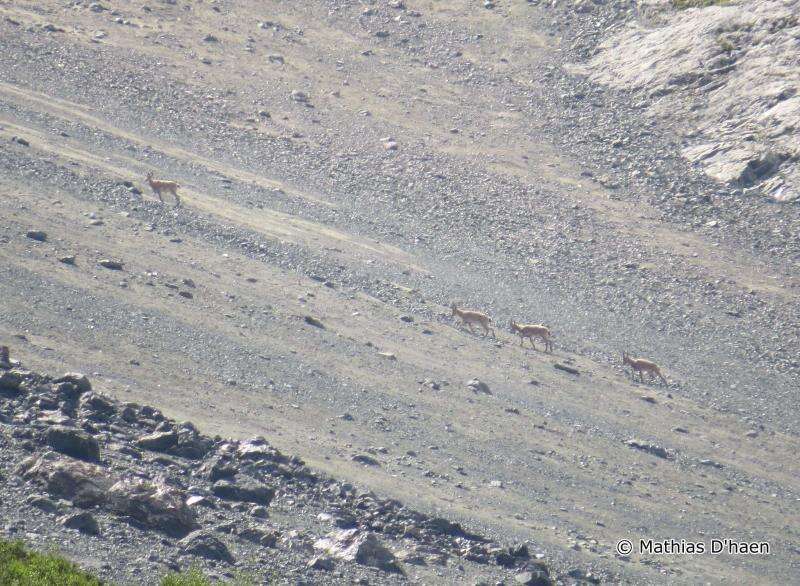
[0,356,596,585]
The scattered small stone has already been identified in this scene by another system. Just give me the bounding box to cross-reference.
[25,495,59,513]
[465,379,491,394]
[250,505,269,518]
[699,459,723,469]
[304,315,325,329]
[179,530,235,564]
[625,439,674,460]
[26,230,47,242]
[308,555,336,571]
[98,259,124,270]
[60,511,100,535]
[291,90,310,103]
[352,454,381,467]
[553,363,579,375]
[514,564,551,585]
[185,495,214,509]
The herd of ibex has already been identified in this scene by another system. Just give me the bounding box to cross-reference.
[451,304,668,385]
[141,170,667,386]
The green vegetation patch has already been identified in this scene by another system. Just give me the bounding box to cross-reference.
[161,568,214,586]
[0,540,252,585]
[0,540,103,586]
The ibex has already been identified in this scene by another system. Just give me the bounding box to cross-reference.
[622,351,667,385]
[451,303,495,338]
[146,171,181,207]
[510,320,553,352]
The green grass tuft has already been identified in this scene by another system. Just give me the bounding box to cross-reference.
[1,540,250,586]
[161,568,214,586]
[0,540,103,586]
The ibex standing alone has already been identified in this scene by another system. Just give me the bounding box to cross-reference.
[622,351,668,385]
[146,171,181,207]
[510,320,554,352]
[451,303,496,338]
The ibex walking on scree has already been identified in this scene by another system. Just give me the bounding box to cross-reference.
[146,171,181,207]
[510,320,554,352]
[451,303,496,338]
[622,351,667,385]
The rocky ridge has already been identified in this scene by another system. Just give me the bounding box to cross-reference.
[571,0,799,203]
[0,353,595,584]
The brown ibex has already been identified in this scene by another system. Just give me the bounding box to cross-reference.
[146,171,181,207]
[510,320,553,352]
[451,303,495,338]
[622,351,668,385]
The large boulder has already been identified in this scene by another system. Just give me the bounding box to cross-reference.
[136,430,178,452]
[212,478,275,506]
[0,370,24,398]
[178,530,235,564]
[46,426,101,462]
[19,453,110,508]
[170,429,214,460]
[237,525,278,547]
[424,517,476,539]
[314,529,402,573]
[108,479,197,537]
[515,567,553,586]
[136,428,213,460]
[236,436,288,463]
[60,511,100,535]
[53,373,92,395]
[79,393,116,421]
[198,454,238,481]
